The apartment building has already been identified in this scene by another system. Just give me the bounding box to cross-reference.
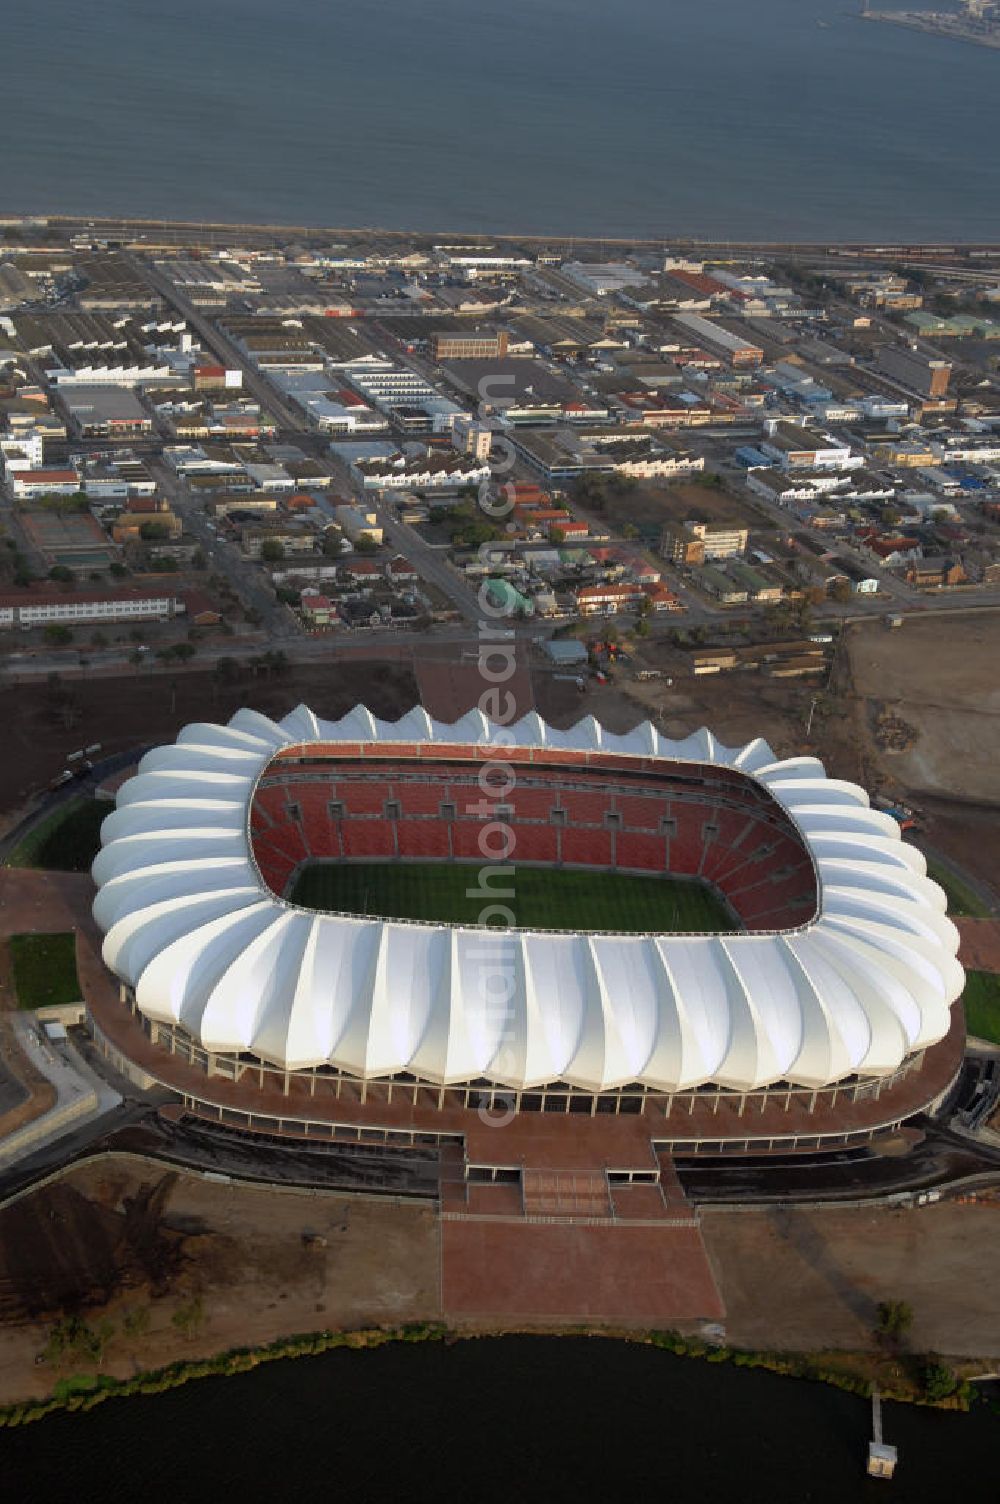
[0,588,182,630]
[660,520,749,565]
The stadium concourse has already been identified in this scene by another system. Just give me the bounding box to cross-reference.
[77,703,967,1324]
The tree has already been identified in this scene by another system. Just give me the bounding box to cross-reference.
[634,617,651,638]
[170,1293,205,1341]
[191,548,207,570]
[41,1314,114,1367]
[321,531,344,558]
[43,623,73,646]
[921,1360,958,1401]
[140,521,171,541]
[828,578,852,605]
[354,532,378,555]
[260,539,285,562]
[214,656,240,683]
[109,561,128,578]
[122,1305,151,1340]
[549,526,566,545]
[48,565,73,583]
[874,1300,912,1345]
[621,523,640,541]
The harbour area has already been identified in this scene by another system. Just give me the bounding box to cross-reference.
[864,1,1000,52]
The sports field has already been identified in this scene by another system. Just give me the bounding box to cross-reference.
[6,798,107,872]
[962,970,1000,1045]
[9,933,81,1009]
[288,861,737,933]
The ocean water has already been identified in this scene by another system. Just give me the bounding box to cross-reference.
[2,0,999,239]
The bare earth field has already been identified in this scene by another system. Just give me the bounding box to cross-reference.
[536,656,818,765]
[603,479,769,534]
[843,614,1000,896]
[702,1201,1000,1359]
[848,615,1000,805]
[0,656,420,819]
[0,1158,441,1405]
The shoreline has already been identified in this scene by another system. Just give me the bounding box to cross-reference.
[0,1323,984,1430]
[863,12,1000,52]
[2,212,1000,253]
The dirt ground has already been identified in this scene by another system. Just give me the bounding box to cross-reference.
[954,918,1000,972]
[535,654,820,764]
[702,1200,1000,1358]
[598,479,768,534]
[0,656,420,819]
[0,1157,441,1404]
[847,615,1000,805]
[841,614,1000,896]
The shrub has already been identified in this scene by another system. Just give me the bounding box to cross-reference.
[922,1360,958,1401]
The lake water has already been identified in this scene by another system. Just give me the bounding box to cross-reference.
[2,0,999,239]
[2,1337,998,1502]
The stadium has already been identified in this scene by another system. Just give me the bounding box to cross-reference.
[86,703,966,1176]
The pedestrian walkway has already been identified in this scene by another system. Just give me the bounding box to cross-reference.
[0,1016,120,1168]
[956,918,1000,974]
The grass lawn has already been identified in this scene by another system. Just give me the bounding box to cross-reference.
[6,798,108,873]
[9,933,81,1010]
[288,861,736,934]
[962,970,1000,1044]
[924,857,991,918]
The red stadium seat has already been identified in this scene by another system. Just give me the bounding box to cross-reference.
[613,794,663,830]
[396,821,452,860]
[615,831,667,873]
[395,783,446,816]
[666,806,704,875]
[247,752,818,927]
[340,821,396,859]
[508,826,559,865]
[337,784,386,816]
[560,828,614,868]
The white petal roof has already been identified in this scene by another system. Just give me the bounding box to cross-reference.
[90,704,963,1093]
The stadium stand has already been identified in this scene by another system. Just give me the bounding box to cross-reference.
[248,751,818,929]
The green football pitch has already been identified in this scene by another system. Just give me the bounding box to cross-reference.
[287,861,737,934]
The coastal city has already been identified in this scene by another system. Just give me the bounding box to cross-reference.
[0,204,999,1490]
[1,223,1000,683]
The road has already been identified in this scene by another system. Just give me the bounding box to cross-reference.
[130,254,491,629]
